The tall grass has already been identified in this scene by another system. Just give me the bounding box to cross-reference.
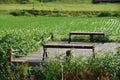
[32,52,120,80]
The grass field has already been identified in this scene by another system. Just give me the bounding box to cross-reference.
[0,3,119,11]
[0,15,120,55]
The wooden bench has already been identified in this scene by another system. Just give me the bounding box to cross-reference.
[68,32,105,43]
[42,44,94,60]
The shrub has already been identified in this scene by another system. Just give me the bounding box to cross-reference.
[113,12,120,17]
[36,52,120,80]
[10,10,31,16]
[1,51,120,80]
[98,11,112,17]
[0,33,39,55]
[0,48,8,80]
[7,63,30,80]
[92,53,120,80]
[0,0,16,3]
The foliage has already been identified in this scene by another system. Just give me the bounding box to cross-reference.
[113,12,120,17]
[1,50,120,80]
[98,11,112,17]
[10,10,32,16]
[0,25,53,56]
[90,53,120,80]
[0,0,93,3]
[30,52,120,80]
[0,0,33,3]
[0,16,119,49]
[0,2,119,12]
[10,10,120,17]
[0,0,16,3]
[0,48,8,80]
[7,63,30,80]
[0,33,39,55]
[98,11,120,17]
[16,0,32,4]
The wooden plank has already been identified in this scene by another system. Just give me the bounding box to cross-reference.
[43,44,94,49]
[70,32,104,35]
[42,44,94,60]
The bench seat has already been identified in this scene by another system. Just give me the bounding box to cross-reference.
[42,43,94,60]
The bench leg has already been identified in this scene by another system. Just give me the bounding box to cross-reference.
[90,34,93,42]
[42,47,47,61]
[103,34,105,44]
[68,34,71,43]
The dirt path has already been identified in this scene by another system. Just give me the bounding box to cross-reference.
[12,42,120,62]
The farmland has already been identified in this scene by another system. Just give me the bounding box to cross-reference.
[0,15,120,37]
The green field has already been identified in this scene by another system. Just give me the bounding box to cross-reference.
[0,3,120,11]
[0,15,120,36]
[0,15,120,55]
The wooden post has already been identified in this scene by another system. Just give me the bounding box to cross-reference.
[66,50,72,63]
[90,34,93,42]
[68,34,71,43]
[42,47,47,61]
[7,48,13,63]
[66,50,71,57]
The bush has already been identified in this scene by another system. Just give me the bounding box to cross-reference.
[0,33,40,56]
[10,10,31,16]
[7,63,30,80]
[10,10,120,17]
[113,12,120,17]
[1,51,120,80]
[0,0,32,3]
[0,48,8,80]
[33,52,120,80]
[0,0,16,3]
[98,11,112,17]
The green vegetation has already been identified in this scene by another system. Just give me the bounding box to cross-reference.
[37,52,120,80]
[0,0,33,4]
[0,3,119,11]
[1,51,120,80]
[0,0,120,79]
[0,0,93,4]
[0,15,120,55]
[9,10,120,17]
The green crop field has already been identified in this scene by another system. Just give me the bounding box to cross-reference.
[0,15,120,37]
[0,15,120,55]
